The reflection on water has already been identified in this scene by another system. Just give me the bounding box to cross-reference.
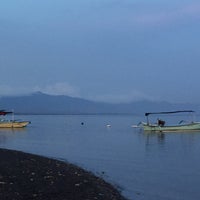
[0,128,27,149]
[0,133,7,144]
[143,130,200,146]
[1,115,200,200]
[0,128,27,145]
[142,130,200,157]
[143,132,165,146]
[0,128,27,134]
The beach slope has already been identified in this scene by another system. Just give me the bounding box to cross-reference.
[0,148,127,200]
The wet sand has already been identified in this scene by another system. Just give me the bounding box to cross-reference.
[0,148,127,200]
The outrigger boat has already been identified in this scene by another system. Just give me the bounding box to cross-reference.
[141,110,200,132]
[0,110,30,128]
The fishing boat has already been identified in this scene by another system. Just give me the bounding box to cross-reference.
[0,110,30,128]
[141,110,200,132]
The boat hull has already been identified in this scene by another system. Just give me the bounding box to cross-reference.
[142,122,200,132]
[0,121,30,128]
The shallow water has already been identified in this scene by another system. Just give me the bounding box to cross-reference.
[0,114,200,200]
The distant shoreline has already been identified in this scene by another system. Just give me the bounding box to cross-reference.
[0,148,127,200]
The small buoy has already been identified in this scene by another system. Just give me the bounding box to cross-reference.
[81,122,84,125]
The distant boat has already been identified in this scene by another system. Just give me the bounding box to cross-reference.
[140,110,200,132]
[0,110,30,128]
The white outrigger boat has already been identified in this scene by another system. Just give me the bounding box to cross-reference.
[0,110,30,128]
[141,110,200,132]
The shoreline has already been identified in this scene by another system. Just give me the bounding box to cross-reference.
[0,148,127,200]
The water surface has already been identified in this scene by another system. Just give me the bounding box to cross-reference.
[0,114,200,200]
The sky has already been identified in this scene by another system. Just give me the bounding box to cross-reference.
[0,0,200,103]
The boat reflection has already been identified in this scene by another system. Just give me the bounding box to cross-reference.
[142,130,200,148]
[143,132,165,146]
[0,128,28,133]
[0,128,27,145]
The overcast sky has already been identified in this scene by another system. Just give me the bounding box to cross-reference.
[0,0,200,103]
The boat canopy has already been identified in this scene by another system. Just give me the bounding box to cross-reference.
[145,110,194,116]
[0,110,13,115]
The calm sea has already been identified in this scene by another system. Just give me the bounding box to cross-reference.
[0,114,200,200]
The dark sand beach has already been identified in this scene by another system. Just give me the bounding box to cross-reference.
[0,148,127,200]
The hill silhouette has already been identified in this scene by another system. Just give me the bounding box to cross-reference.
[0,92,198,115]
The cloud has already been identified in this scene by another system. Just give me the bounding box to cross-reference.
[78,2,200,32]
[33,82,80,97]
[0,85,30,96]
[0,83,161,103]
[0,82,80,97]
[88,90,157,103]
[133,2,200,26]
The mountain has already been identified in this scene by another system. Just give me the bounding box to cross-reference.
[0,92,116,114]
[0,92,199,115]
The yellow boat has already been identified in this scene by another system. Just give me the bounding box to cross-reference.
[0,110,30,128]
